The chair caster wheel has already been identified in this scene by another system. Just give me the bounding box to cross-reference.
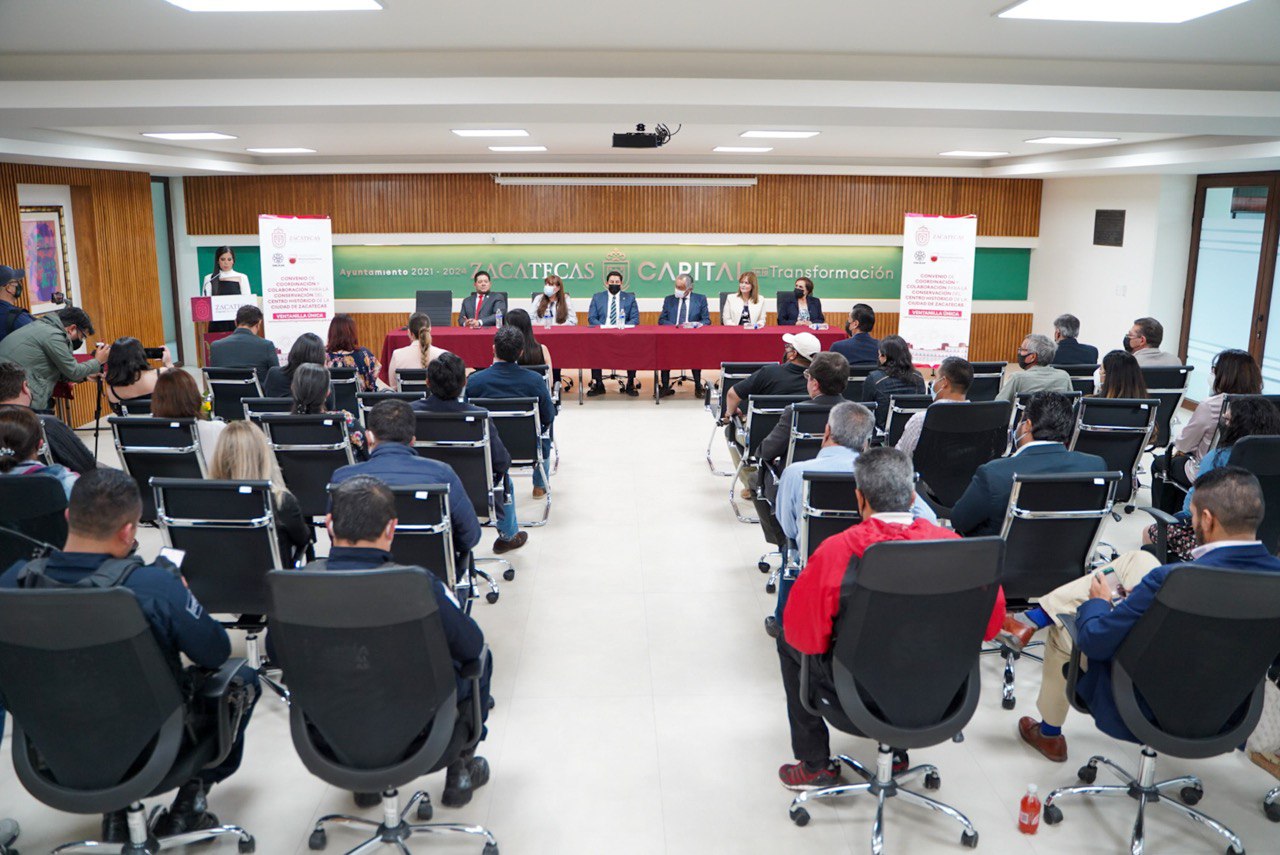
[486,591,499,604]
[308,828,327,850]
[952,731,965,743]
[417,797,433,821]
[1043,804,1063,825]
[502,568,515,581]
[483,844,499,855]
[924,772,941,790]
[758,561,770,573]
[961,830,978,848]
[1180,785,1203,806]
[238,835,256,853]
[1265,800,1280,822]
[1077,763,1098,784]
[789,806,810,826]
[1001,696,1016,710]
[765,582,777,594]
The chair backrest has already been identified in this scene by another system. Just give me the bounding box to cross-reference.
[967,362,1007,402]
[999,471,1121,600]
[242,397,295,419]
[328,366,360,414]
[0,475,68,568]
[715,361,775,419]
[828,538,1004,748]
[109,417,206,522]
[152,478,283,616]
[719,291,732,322]
[1013,390,1082,427]
[913,400,1015,507]
[1140,364,1193,448]
[884,393,933,447]
[469,397,544,468]
[357,391,425,427]
[1225,435,1280,554]
[784,401,838,467]
[258,414,355,518]
[412,412,496,521]
[117,395,153,417]
[522,363,557,397]
[775,289,796,315]
[1068,397,1158,504]
[203,367,263,422]
[415,290,453,327]
[743,395,808,463]
[800,471,861,562]
[1055,363,1099,395]
[843,363,881,402]
[386,485,458,590]
[267,567,458,776]
[1112,565,1280,756]
[396,368,430,394]
[0,586,186,809]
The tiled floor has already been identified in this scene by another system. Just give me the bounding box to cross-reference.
[2,390,1278,854]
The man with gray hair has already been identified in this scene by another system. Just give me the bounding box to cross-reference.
[996,333,1072,403]
[657,273,711,396]
[1050,313,1098,366]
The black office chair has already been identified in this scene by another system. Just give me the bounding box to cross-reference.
[0,474,68,569]
[718,291,733,323]
[471,397,552,526]
[385,484,473,609]
[913,400,1013,510]
[732,394,808,523]
[984,471,1120,710]
[1042,565,1280,855]
[328,366,360,415]
[1069,397,1158,513]
[153,477,296,700]
[203,367,263,422]
[116,395,153,417]
[258,414,356,520]
[266,567,498,855]
[414,290,453,328]
[0,587,255,854]
[1013,390,1081,428]
[883,394,932,447]
[1210,394,1280,453]
[1139,365,1193,449]
[357,391,425,427]
[706,361,775,475]
[783,401,839,469]
[843,364,880,403]
[520,363,561,470]
[1055,363,1099,396]
[787,537,1004,852]
[764,471,863,597]
[396,368,430,394]
[241,397,295,420]
[109,417,208,523]
[966,362,1007,402]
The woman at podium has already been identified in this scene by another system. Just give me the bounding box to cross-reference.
[202,245,251,333]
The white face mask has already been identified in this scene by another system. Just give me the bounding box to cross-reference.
[674,287,686,298]
[543,284,558,298]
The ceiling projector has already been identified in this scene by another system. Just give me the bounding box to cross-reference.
[612,123,679,149]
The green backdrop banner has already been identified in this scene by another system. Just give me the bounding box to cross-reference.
[198,244,1029,301]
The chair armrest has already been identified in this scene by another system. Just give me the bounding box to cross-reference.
[200,657,249,701]
[1137,506,1180,526]
[1060,621,1091,716]
[459,645,489,680]
[1057,615,1078,644]
[1136,505,1178,564]
[460,645,491,753]
[198,657,252,770]
[798,654,824,719]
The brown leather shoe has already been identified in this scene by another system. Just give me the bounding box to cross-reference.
[1018,716,1068,762]
[493,531,528,554]
[532,486,546,498]
[997,614,1037,652]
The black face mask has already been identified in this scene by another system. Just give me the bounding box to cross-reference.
[794,288,806,300]
[1016,353,1031,370]
[607,283,622,295]
[6,283,21,299]
[1122,335,1134,353]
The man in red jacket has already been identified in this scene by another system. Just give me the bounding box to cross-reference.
[777,447,1006,790]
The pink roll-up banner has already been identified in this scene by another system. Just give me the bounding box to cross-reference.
[258,214,334,357]
[898,213,977,368]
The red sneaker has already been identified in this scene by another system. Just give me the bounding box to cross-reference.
[778,760,840,791]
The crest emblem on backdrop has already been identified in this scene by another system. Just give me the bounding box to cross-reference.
[914,226,931,247]
[602,249,630,284]
[271,228,287,249]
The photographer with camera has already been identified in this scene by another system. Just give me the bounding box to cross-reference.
[0,306,109,410]
[103,337,172,413]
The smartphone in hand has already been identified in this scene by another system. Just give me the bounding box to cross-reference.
[1098,567,1126,603]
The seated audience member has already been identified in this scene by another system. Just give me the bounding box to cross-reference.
[0,405,78,498]
[413,353,527,554]
[0,469,258,839]
[0,306,108,410]
[290,363,366,458]
[330,400,481,559]
[0,264,34,345]
[831,303,880,365]
[723,332,819,425]
[386,312,449,384]
[778,277,825,327]
[208,420,312,564]
[861,335,926,432]
[950,392,1106,537]
[658,273,711,397]
[506,309,553,372]
[896,356,972,458]
[1072,467,1280,745]
[151,369,225,470]
[103,337,172,411]
[722,271,766,327]
[326,313,382,393]
[264,332,326,398]
[997,334,1071,403]
[1050,314,1098,366]
[207,305,277,386]
[1095,349,1147,399]
[458,269,506,328]
[466,326,556,499]
[759,351,851,467]
[312,475,494,807]
[0,362,95,473]
[587,270,640,396]
[776,447,1005,789]
[530,274,577,327]
[1161,348,1260,488]
[1125,316,1182,367]
[1144,395,1280,562]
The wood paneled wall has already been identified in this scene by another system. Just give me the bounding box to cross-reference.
[184,175,1041,237]
[0,164,162,426]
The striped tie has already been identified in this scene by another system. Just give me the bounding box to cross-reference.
[609,296,619,325]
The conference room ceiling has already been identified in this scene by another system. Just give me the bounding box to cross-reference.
[0,0,1277,177]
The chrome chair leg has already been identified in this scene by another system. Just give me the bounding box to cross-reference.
[895,787,978,837]
[729,462,759,524]
[706,422,733,476]
[1264,785,1280,821]
[1157,796,1245,853]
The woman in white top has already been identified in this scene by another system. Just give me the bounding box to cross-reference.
[722,271,766,326]
[202,246,252,333]
[1165,348,1262,484]
[387,312,450,387]
[529,274,577,326]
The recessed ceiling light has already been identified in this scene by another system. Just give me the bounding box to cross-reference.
[142,132,237,141]
[246,147,317,154]
[452,129,529,138]
[739,131,820,139]
[714,146,773,153]
[488,145,547,153]
[938,150,1010,157]
[1025,136,1120,145]
[997,0,1249,23]
[164,0,382,10]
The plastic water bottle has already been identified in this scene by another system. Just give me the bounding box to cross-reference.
[544,308,553,329]
[1018,785,1041,835]
[495,306,504,327]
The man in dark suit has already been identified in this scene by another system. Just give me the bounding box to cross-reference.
[457,270,507,328]
[830,303,880,365]
[950,392,1106,537]
[207,305,278,385]
[657,273,711,397]
[1051,313,1099,366]
[413,352,527,553]
[586,270,641,397]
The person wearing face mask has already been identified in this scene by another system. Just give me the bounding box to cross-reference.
[723,271,766,327]
[1123,317,1182,367]
[458,270,507,328]
[586,270,641,397]
[0,306,109,411]
[777,277,825,327]
[529,274,577,327]
[996,333,1072,403]
[657,273,711,397]
[0,266,35,345]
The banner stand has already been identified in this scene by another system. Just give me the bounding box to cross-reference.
[258,214,335,356]
[898,214,977,367]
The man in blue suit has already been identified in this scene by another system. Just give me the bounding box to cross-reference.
[1050,313,1099,366]
[830,303,880,366]
[657,273,711,397]
[586,270,641,397]
[950,392,1106,537]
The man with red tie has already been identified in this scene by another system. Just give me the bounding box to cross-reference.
[458,270,507,328]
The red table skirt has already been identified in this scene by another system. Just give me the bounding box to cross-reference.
[379,326,847,382]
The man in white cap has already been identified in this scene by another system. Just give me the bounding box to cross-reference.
[0,266,34,346]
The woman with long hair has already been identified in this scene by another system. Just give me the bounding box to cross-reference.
[387,312,450,383]
[722,271,766,327]
[325,313,382,392]
[0,404,77,498]
[150,370,224,469]
[264,332,325,398]
[208,420,312,563]
[862,334,926,431]
[530,274,576,326]
[201,246,251,333]
[290,363,366,457]
[103,336,173,411]
[504,309,552,369]
[1096,350,1147,399]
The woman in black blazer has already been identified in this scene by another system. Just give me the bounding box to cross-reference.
[862,334,926,431]
[777,276,825,326]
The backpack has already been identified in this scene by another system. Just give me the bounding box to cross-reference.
[16,554,146,590]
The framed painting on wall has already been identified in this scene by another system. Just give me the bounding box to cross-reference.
[19,206,73,314]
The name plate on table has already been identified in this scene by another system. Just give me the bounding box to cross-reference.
[190,295,261,323]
